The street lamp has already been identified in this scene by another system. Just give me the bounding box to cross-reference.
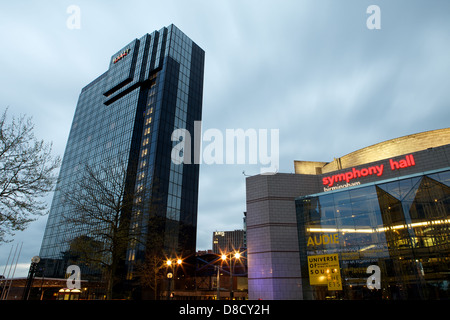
[230,251,242,300]
[165,257,183,300]
[218,251,241,300]
[216,254,227,300]
[23,256,40,300]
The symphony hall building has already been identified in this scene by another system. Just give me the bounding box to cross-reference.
[246,128,450,300]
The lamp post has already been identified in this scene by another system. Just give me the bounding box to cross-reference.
[220,251,241,300]
[230,252,241,300]
[216,265,220,300]
[165,258,182,300]
[22,256,40,300]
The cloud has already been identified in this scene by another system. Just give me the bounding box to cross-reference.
[0,262,31,279]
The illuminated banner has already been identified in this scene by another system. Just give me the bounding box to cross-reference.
[307,254,342,290]
[322,154,415,188]
[307,233,339,246]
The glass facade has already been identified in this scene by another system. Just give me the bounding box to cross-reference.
[296,168,450,300]
[38,25,204,290]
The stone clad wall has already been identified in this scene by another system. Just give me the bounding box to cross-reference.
[246,173,317,300]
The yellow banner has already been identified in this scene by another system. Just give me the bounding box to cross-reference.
[307,254,342,290]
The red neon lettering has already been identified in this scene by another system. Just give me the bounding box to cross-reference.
[390,154,415,170]
[113,48,130,64]
[322,154,416,187]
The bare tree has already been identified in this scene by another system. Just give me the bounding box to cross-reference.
[132,215,166,299]
[133,248,166,300]
[0,108,60,243]
[63,159,143,299]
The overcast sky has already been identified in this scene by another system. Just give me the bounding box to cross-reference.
[1,0,449,277]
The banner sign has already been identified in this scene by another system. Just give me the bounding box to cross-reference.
[307,254,342,290]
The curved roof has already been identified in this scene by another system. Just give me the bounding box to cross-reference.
[295,128,450,174]
[323,127,450,173]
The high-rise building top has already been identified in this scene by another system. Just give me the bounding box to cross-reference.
[212,230,246,254]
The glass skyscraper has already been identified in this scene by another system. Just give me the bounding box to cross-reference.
[38,25,204,295]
